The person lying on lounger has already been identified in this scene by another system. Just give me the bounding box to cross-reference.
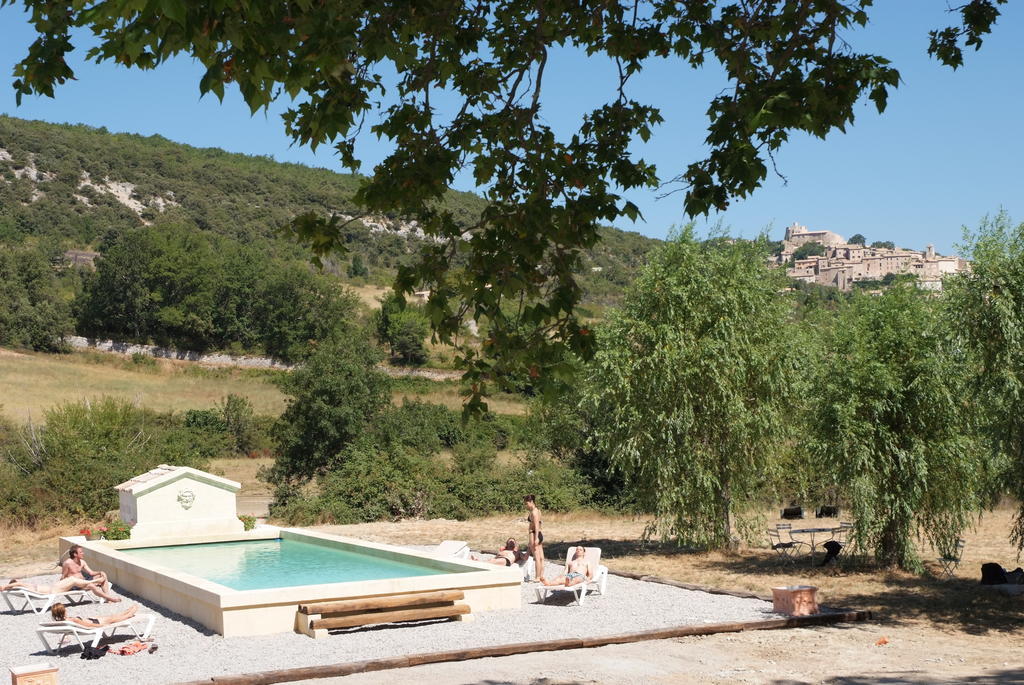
[49,601,138,627]
[472,538,529,567]
[540,546,593,586]
[3,576,120,602]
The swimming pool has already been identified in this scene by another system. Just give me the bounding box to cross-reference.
[123,537,457,590]
[60,527,521,636]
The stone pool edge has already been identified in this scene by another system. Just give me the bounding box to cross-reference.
[59,527,521,637]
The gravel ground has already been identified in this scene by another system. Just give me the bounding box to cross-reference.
[1,565,781,684]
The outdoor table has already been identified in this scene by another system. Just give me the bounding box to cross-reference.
[789,527,834,565]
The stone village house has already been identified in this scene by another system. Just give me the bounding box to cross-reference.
[778,222,969,291]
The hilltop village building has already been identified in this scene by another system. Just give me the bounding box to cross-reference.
[778,222,968,291]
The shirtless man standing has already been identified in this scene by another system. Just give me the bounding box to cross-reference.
[524,494,544,581]
[61,545,112,595]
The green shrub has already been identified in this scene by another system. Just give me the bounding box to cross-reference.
[388,310,429,365]
[0,243,74,352]
[268,494,324,526]
[347,254,369,278]
[270,332,389,484]
[274,446,592,526]
[238,514,257,531]
[184,408,227,432]
[105,520,131,540]
[130,352,157,369]
[0,397,211,524]
[221,394,259,455]
[375,292,430,365]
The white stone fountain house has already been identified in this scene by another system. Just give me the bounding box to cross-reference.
[116,464,244,540]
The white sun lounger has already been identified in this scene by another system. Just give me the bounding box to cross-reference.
[1,587,100,615]
[535,546,609,606]
[36,614,155,654]
[433,540,471,559]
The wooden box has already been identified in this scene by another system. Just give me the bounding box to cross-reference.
[10,663,58,685]
[771,585,819,616]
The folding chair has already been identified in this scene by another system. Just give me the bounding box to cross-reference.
[938,539,966,579]
[776,523,809,546]
[770,528,798,565]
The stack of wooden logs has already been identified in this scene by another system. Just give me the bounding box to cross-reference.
[295,589,471,638]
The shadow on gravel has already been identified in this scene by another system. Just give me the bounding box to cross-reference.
[812,667,1024,684]
[547,537,1022,636]
[113,585,218,637]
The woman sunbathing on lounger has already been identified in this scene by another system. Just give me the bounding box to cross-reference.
[50,601,138,627]
[540,546,592,586]
[472,538,529,567]
[3,576,120,602]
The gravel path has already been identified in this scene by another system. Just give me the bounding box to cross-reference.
[1,567,781,684]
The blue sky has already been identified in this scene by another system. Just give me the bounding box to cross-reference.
[0,3,1019,255]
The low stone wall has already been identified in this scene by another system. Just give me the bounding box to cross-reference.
[67,334,463,379]
[67,335,296,369]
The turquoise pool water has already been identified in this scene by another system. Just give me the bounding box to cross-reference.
[122,538,456,591]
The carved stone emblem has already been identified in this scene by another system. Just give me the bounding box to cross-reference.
[177,489,196,510]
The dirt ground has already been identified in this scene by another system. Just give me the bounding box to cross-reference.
[303,510,1024,684]
[296,626,1024,684]
[4,509,1021,683]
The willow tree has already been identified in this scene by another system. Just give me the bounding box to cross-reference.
[1,0,1005,400]
[809,286,986,571]
[946,212,1024,548]
[581,230,795,548]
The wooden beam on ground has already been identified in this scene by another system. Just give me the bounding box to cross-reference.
[299,590,464,615]
[622,572,773,602]
[174,610,873,685]
[310,602,471,630]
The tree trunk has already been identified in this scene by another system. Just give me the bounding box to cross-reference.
[877,517,916,571]
[717,481,734,550]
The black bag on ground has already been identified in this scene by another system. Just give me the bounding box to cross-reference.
[819,540,843,567]
[80,645,109,660]
[980,562,1007,585]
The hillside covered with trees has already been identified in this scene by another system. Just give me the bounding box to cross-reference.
[0,115,660,355]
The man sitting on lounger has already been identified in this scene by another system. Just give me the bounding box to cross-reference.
[472,538,529,567]
[50,601,138,627]
[540,546,593,587]
[3,576,120,602]
[62,544,112,594]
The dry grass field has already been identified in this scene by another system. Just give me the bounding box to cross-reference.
[0,348,287,422]
[0,347,527,422]
[392,384,528,415]
[346,283,389,310]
